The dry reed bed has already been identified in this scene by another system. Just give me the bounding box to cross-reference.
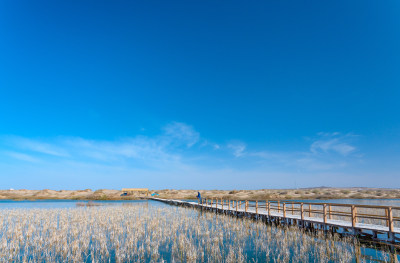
[0,204,393,262]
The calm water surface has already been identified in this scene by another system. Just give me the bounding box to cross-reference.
[0,199,168,209]
[0,199,398,262]
[1,198,399,209]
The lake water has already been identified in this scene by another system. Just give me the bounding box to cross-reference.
[0,199,158,209]
[0,198,398,262]
[0,198,399,209]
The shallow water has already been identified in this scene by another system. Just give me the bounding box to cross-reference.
[1,198,399,209]
[0,199,164,209]
[0,199,398,262]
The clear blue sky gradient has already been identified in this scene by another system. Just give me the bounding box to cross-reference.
[0,0,399,189]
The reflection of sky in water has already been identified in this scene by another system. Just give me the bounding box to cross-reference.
[0,199,397,261]
[0,199,168,209]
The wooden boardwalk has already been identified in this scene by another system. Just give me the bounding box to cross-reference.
[151,197,400,246]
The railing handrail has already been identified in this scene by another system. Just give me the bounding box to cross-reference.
[200,198,399,227]
[201,198,400,210]
[236,199,400,210]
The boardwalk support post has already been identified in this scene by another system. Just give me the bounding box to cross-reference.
[283,203,286,224]
[387,207,394,242]
[256,200,258,215]
[301,203,304,220]
[323,204,327,231]
[351,205,357,234]
[152,197,399,247]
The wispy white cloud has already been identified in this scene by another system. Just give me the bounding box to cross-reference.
[310,133,356,156]
[241,132,359,172]
[228,142,246,157]
[5,136,69,157]
[63,136,181,167]
[294,157,347,170]
[0,122,200,169]
[163,122,200,147]
[4,151,40,163]
[0,126,366,188]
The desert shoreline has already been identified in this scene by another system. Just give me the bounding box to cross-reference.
[0,188,399,201]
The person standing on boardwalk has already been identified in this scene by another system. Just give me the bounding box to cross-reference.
[197,192,201,202]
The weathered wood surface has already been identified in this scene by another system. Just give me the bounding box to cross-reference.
[151,197,400,245]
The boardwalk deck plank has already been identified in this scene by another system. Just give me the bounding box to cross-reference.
[151,198,400,236]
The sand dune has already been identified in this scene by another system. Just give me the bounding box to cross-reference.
[0,187,399,201]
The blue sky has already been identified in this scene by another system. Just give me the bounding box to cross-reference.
[0,0,399,189]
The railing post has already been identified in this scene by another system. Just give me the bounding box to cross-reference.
[328,204,332,219]
[256,200,258,214]
[291,202,294,215]
[236,200,238,212]
[283,203,286,218]
[385,208,389,227]
[267,201,270,216]
[308,204,312,217]
[301,203,304,220]
[387,207,394,242]
[323,204,327,224]
[351,205,357,228]
[245,200,248,212]
[221,199,224,209]
[228,199,230,209]
[278,200,280,213]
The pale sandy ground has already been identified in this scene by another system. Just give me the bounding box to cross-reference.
[0,188,399,201]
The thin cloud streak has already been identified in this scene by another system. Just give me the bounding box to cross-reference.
[228,142,246,157]
[163,122,200,147]
[5,136,69,157]
[0,124,366,188]
[4,151,40,163]
[242,132,359,171]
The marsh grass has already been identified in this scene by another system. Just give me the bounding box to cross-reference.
[0,203,395,262]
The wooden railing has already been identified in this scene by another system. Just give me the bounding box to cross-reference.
[199,198,400,234]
